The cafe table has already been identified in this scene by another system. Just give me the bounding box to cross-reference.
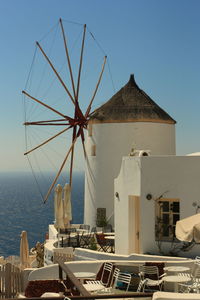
[163,266,190,276]
[163,275,191,292]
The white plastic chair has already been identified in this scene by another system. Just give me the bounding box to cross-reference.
[110,267,120,287]
[86,262,113,287]
[114,272,132,292]
[138,265,164,292]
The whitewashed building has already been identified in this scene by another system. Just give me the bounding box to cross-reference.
[84,74,176,228]
[114,155,200,258]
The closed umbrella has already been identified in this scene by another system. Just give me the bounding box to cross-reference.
[175,213,200,243]
[20,230,29,269]
[63,183,72,227]
[54,184,65,229]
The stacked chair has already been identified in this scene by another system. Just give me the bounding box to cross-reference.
[85,262,114,287]
[137,265,165,292]
[84,262,132,293]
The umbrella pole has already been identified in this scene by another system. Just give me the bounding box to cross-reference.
[58,228,61,248]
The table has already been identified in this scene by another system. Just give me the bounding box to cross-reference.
[74,272,96,283]
[104,236,115,253]
[164,266,190,274]
[163,275,191,292]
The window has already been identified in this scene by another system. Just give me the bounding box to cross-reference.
[155,198,180,241]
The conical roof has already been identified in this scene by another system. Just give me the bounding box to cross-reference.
[89,74,176,124]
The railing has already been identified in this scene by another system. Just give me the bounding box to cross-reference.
[4,294,153,300]
[0,263,23,298]
[53,252,74,263]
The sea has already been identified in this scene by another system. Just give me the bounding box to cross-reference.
[0,172,84,258]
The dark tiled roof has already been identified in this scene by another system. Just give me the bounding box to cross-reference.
[89,74,176,124]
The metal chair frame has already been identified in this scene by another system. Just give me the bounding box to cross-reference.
[138,265,164,292]
[114,272,132,292]
[86,262,114,287]
[95,233,110,252]
[79,232,93,248]
[110,268,120,287]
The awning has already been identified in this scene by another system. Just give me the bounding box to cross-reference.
[175,213,200,243]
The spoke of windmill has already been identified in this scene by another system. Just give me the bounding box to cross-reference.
[60,19,85,121]
[80,128,87,159]
[85,56,107,118]
[81,128,95,184]
[44,136,78,203]
[59,18,76,100]
[24,118,69,124]
[24,125,73,155]
[36,41,76,106]
[24,122,70,126]
[69,126,77,187]
[76,24,86,102]
[22,91,68,119]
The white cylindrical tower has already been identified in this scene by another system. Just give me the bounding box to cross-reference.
[84,74,176,228]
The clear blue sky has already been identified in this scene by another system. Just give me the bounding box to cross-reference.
[0,0,200,172]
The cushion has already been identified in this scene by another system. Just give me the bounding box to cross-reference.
[41,292,61,298]
[25,280,72,298]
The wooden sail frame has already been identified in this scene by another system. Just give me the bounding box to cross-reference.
[23,18,107,203]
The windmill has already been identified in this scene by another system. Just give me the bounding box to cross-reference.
[22,18,107,203]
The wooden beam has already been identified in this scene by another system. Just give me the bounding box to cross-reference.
[24,126,72,156]
[22,91,66,119]
[24,122,70,126]
[80,128,87,159]
[36,41,75,106]
[55,259,90,297]
[24,118,72,124]
[44,136,78,203]
[85,56,107,118]
[76,24,86,102]
[69,126,77,187]
[59,18,76,100]
[7,292,153,300]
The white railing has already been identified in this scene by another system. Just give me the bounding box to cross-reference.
[53,247,74,263]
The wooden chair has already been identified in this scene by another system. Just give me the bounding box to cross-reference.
[95,233,110,252]
[79,232,93,248]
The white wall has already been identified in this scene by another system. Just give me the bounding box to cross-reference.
[114,157,141,255]
[84,122,175,228]
[28,261,103,281]
[140,156,200,257]
[115,155,200,257]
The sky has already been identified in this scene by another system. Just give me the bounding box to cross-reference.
[0,0,200,172]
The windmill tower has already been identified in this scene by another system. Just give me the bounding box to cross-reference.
[84,74,176,228]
